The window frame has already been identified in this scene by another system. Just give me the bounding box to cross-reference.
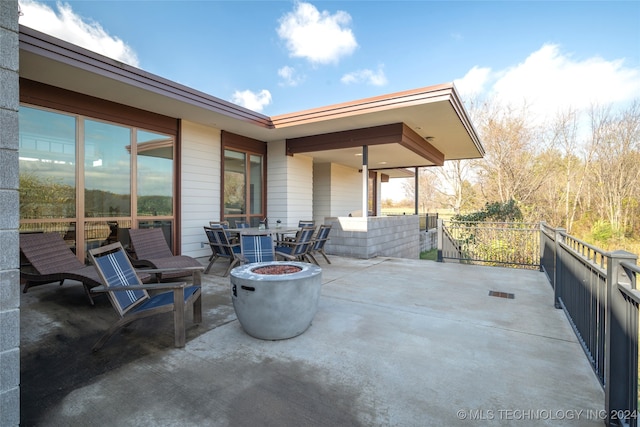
[19,80,180,260]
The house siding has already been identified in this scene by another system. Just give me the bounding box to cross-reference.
[267,141,313,227]
[330,163,362,217]
[313,162,362,223]
[312,163,331,225]
[180,121,221,258]
[287,154,313,223]
[266,140,288,225]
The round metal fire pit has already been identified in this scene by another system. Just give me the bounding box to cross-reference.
[230,261,322,340]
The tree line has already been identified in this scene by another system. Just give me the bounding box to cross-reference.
[402,99,640,251]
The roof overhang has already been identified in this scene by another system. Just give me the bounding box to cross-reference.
[18,25,484,174]
[286,122,444,173]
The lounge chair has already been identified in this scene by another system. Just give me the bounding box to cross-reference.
[203,226,242,276]
[275,226,315,262]
[88,242,203,351]
[240,234,276,263]
[19,232,150,305]
[128,228,203,281]
[306,224,332,265]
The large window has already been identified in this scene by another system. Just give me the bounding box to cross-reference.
[19,105,175,261]
[137,130,174,217]
[224,149,264,227]
[19,107,76,220]
[84,120,132,217]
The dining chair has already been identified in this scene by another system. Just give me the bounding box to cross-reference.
[240,234,276,263]
[203,226,242,276]
[275,226,315,262]
[306,224,332,264]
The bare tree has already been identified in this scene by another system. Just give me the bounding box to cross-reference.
[473,101,549,213]
[548,108,596,232]
[590,101,640,236]
[430,160,477,214]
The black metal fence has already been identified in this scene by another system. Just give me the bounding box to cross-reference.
[540,224,638,427]
[383,213,438,231]
[438,220,540,268]
[423,213,438,231]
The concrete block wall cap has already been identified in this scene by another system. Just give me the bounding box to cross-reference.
[230,261,321,281]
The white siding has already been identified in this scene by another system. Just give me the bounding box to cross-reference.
[330,163,362,217]
[266,140,288,225]
[267,140,313,228]
[312,163,331,225]
[287,153,313,224]
[180,121,220,257]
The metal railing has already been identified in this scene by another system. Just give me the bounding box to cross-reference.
[437,220,540,268]
[541,223,639,427]
[383,212,439,231]
[423,213,438,231]
[439,219,639,425]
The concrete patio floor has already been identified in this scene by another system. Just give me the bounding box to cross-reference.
[20,256,605,426]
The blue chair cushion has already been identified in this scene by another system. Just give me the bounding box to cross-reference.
[132,286,200,313]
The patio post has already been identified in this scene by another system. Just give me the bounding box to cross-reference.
[604,250,639,427]
[414,167,419,215]
[361,145,368,216]
[553,227,566,309]
[437,218,443,262]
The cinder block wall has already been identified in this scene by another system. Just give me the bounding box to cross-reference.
[420,229,438,252]
[324,215,420,259]
[0,1,20,425]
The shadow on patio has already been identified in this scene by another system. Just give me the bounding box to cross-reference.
[20,256,604,426]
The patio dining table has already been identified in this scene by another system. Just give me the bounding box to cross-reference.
[226,227,300,239]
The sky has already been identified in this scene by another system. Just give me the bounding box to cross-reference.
[18,0,640,117]
[17,0,640,201]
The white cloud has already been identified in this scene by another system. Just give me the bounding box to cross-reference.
[231,89,272,112]
[454,66,491,98]
[19,0,140,67]
[341,66,388,86]
[456,44,640,122]
[278,65,304,87]
[277,1,357,65]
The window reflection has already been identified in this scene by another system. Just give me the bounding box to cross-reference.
[84,120,131,217]
[19,105,176,261]
[223,149,264,225]
[137,130,173,216]
[224,150,246,216]
[18,107,76,219]
[249,155,262,215]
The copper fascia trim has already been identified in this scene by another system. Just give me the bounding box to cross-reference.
[448,84,485,157]
[272,83,456,128]
[285,122,444,166]
[400,123,444,166]
[286,123,404,154]
[19,25,273,128]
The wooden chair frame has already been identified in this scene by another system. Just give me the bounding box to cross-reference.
[88,242,203,351]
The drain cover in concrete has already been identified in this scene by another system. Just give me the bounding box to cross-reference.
[489,290,515,299]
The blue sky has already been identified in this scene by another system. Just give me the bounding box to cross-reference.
[19,0,640,120]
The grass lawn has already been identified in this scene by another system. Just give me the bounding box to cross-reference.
[420,248,437,261]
